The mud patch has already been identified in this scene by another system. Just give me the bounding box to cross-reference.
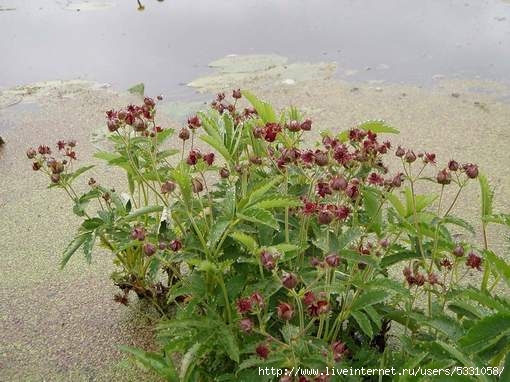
[189,55,337,93]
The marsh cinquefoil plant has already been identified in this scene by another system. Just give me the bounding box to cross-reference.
[28,91,510,381]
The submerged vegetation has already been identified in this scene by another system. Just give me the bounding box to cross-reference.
[27,91,510,381]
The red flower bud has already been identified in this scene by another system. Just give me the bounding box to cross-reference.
[169,239,182,252]
[330,176,347,191]
[161,181,176,194]
[277,302,294,321]
[287,120,301,132]
[143,243,156,256]
[236,298,252,314]
[203,152,215,166]
[453,245,465,257]
[314,150,329,166]
[250,292,265,309]
[131,227,146,241]
[463,163,479,179]
[239,318,253,332]
[260,250,276,270]
[178,128,190,141]
[27,148,37,159]
[466,251,482,270]
[404,150,417,163]
[318,209,334,225]
[256,344,270,359]
[331,341,348,362]
[232,89,242,99]
[187,115,201,129]
[448,160,460,171]
[300,118,312,131]
[281,272,298,289]
[219,167,230,178]
[436,169,452,185]
[325,253,340,267]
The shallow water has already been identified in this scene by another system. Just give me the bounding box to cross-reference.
[1,0,509,97]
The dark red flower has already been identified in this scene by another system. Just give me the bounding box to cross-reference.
[368,172,384,186]
[26,148,37,159]
[316,182,332,198]
[325,253,340,267]
[463,163,479,179]
[466,252,482,270]
[192,178,203,193]
[331,341,348,362]
[440,258,453,270]
[395,146,405,158]
[169,239,182,252]
[282,272,298,289]
[404,150,417,163]
[423,152,436,164]
[318,209,334,225]
[287,120,301,132]
[300,118,312,131]
[453,244,465,257]
[256,344,270,359]
[335,205,351,220]
[250,292,264,309]
[143,243,156,256]
[131,227,146,241]
[161,181,176,194]
[232,89,242,99]
[187,150,201,165]
[277,302,294,321]
[448,160,460,171]
[38,145,51,155]
[178,128,190,141]
[236,298,252,314]
[303,291,316,306]
[239,317,253,332]
[187,115,202,129]
[203,152,215,166]
[219,167,230,179]
[345,181,359,199]
[436,169,452,185]
[301,150,315,164]
[330,176,347,191]
[260,250,276,270]
[264,122,282,142]
[308,300,329,316]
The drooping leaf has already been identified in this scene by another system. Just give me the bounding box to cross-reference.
[358,120,399,134]
[119,345,178,382]
[60,233,89,268]
[351,290,391,312]
[459,313,510,354]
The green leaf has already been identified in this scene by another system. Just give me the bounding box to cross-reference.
[386,193,406,217]
[68,165,95,182]
[479,173,494,218]
[358,120,399,134]
[363,305,382,330]
[484,249,510,287]
[459,313,510,354]
[363,188,382,234]
[501,352,510,381]
[125,205,164,220]
[82,232,96,264]
[423,314,464,340]
[218,325,240,363]
[229,232,258,255]
[119,345,178,382]
[238,208,279,230]
[249,195,300,210]
[60,233,89,268]
[351,290,391,312]
[351,310,373,338]
[128,83,144,96]
[208,218,231,249]
[245,176,284,206]
[81,218,104,230]
[242,91,277,123]
[200,134,232,162]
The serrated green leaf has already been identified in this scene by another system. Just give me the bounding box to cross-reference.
[351,310,373,338]
[119,345,178,382]
[229,232,258,255]
[238,208,279,230]
[484,249,510,287]
[459,313,510,354]
[60,233,89,268]
[200,134,232,162]
[358,120,399,134]
[242,91,277,123]
[125,205,164,220]
[351,290,391,312]
[249,195,300,210]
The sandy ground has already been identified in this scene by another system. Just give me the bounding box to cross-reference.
[1,65,509,380]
